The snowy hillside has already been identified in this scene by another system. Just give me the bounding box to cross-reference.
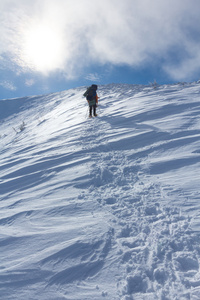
[1,83,200,300]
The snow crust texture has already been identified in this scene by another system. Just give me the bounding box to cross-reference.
[1,83,200,299]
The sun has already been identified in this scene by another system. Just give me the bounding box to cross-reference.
[22,23,64,73]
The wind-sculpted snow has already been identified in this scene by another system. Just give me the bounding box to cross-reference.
[1,83,200,299]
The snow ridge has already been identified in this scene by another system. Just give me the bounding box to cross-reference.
[1,83,200,299]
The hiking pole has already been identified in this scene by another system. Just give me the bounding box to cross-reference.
[97,104,102,116]
[85,105,89,119]
[97,94,102,115]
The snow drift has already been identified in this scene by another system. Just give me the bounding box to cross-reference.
[1,83,200,300]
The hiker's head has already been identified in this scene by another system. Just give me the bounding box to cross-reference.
[91,84,98,90]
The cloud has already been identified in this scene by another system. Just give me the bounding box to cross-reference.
[0,80,17,91]
[163,40,200,81]
[1,0,200,81]
[25,79,35,87]
[85,73,101,82]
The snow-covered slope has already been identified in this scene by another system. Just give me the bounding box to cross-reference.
[1,83,200,300]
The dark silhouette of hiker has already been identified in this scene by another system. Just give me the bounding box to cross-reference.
[83,84,99,117]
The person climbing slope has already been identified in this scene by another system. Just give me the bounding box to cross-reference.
[83,84,99,117]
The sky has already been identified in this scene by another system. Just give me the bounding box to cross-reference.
[1,0,200,99]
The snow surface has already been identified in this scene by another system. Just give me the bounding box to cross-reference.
[1,83,200,300]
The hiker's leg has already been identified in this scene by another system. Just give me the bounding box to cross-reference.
[93,105,96,116]
[89,106,92,117]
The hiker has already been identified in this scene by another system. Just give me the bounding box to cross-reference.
[83,84,99,117]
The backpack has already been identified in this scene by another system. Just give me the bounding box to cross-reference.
[86,88,96,101]
[84,85,98,101]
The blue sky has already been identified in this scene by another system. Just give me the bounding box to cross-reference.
[1,0,200,99]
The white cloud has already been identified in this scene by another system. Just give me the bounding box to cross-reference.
[25,79,35,87]
[163,39,200,81]
[0,80,17,91]
[85,73,101,82]
[1,0,200,81]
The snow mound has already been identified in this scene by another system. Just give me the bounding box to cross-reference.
[1,83,200,299]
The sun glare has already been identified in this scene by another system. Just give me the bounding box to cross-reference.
[22,23,64,73]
